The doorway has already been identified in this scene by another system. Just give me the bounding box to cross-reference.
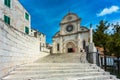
[68,48,75,53]
[66,42,76,53]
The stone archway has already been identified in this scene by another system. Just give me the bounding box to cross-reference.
[66,42,76,53]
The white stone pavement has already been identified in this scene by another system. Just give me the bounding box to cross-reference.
[1,53,120,80]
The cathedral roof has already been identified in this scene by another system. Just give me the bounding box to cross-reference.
[60,12,81,25]
[63,12,79,19]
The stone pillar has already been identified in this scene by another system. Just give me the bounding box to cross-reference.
[88,43,97,64]
[90,24,93,43]
[88,24,97,64]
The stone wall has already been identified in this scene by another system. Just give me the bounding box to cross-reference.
[0,20,49,78]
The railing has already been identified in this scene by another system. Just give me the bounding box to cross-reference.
[97,53,120,78]
[86,51,120,78]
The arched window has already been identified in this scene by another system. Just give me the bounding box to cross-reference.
[83,40,86,49]
[57,43,59,51]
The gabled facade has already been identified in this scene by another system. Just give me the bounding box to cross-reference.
[53,12,90,54]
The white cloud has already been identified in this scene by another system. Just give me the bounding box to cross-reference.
[97,5,119,16]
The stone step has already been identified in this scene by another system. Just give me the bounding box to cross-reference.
[9,70,101,76]
[20,63,99,69]
[20,65,92,68]
[19,64,93,68]
[10,69,99,75]
[2,72,109,80]
[15,66,93,71]
[17,67,94,71]
[2,75,113,80]
[22,63,91,65]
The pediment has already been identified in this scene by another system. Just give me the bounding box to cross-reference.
[60,13,81,24]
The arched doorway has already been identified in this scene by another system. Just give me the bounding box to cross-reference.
[66,42,76,53]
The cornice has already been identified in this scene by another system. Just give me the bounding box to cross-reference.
[53,30,89,38]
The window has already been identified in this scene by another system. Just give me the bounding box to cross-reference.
[4,15,10,25]
[83,40,86,49]
[57,44,59,51]
[40,43,41,51]
[25,12,29,20]
[25,26,29,34]
[34,32,37,38]
[4,0,11,8]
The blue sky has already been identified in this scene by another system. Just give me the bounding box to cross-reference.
[19,0,120,44]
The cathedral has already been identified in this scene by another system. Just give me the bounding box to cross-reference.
[52,12,90,54]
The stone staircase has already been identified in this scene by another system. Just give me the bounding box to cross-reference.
[1,63,118,80]
[1,53,119,80]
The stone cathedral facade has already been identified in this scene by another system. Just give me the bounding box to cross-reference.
[53,12,90,54]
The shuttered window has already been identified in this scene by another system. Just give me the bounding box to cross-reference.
[4,15,10,25]
[4,0,11,8]
[25,26,29,34]
[25,12,29,20]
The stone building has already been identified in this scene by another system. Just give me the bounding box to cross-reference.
[52,12,90,54]
[31,29,50,53]
[0,0,31,34]
[0,0,49,52]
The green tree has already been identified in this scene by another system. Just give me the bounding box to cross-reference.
[108,23,120,57]
[93,20,110,53]
[93,20,110,71]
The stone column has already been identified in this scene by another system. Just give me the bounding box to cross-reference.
[90,24,93,43]
[88,24,97,64]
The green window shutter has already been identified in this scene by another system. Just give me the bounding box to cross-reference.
[4,15,10,25]
[8,17,10,25]
[4,0,7,6]
[25,26,29,34]
[4,15,7,23]
[4,0,11,8]
[25,13,29,20]
[8,0,11,8]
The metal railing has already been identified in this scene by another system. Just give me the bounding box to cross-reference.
[97,54,120,78]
